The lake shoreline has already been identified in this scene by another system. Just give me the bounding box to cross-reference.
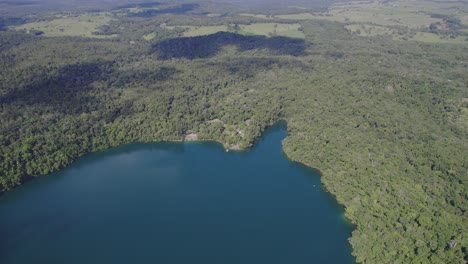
[2,119,354,230]
[2,119,356,236]
[0,119,355,263]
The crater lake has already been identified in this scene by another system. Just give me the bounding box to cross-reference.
[0,122,355,263]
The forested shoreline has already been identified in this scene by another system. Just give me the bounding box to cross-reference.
[0,1,467,263]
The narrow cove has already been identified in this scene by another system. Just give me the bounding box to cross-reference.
[0,122,355,263]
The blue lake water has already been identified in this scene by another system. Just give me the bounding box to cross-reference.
[0,122,355,263]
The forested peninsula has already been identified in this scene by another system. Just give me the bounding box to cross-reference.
[0,0,467,263]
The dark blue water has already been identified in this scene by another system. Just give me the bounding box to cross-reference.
[0,123,354,263]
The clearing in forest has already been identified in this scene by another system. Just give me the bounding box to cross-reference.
[12,13,115,38]
[345,24,468,44]
[158,23,304,39]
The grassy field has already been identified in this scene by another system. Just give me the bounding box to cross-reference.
[240,23,304,38]
[346,24,467,44]
[180,25,229,37]
[287,6,309,10]
[127,7,160,13]
[277,11,441,29]
[270,0,468,29]
[326,0,444,27]
[12,13,115,38]
[149,23,305,39]
[327,0,467,28]
[239,13,270,19]
[143,32,157,40]
[276,13,321,20]
[144,25,229,40]
[274,0,468,44]
[278,9,442,28]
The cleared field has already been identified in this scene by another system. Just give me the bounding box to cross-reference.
[272,0,468,44]
[346,24,468,44]
[329,0,459,27]
[127,7,160,13]
[206,13,222,17]
[242,0,468,31]
[278,10,441,28]
[277,13,320,20]
[143,32,157,40]
[239,13,270,19]
[240,23,304,38]
[155,23,305,39]
[12,13,115,38]
[275,0,468,28]
[180,25,228,37]
[287,6,308,10]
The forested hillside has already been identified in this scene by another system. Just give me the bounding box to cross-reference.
[0,1,467,263]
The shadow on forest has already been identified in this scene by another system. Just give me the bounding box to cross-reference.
[152,32,307,60]
[0,63,109,113]
[0,62,181,114]
[0,62,112,114]
[0,17,25,31]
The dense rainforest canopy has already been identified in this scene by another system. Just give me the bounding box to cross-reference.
[0,0,467,263]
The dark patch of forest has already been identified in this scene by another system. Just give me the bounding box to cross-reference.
[153,31,306,59]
